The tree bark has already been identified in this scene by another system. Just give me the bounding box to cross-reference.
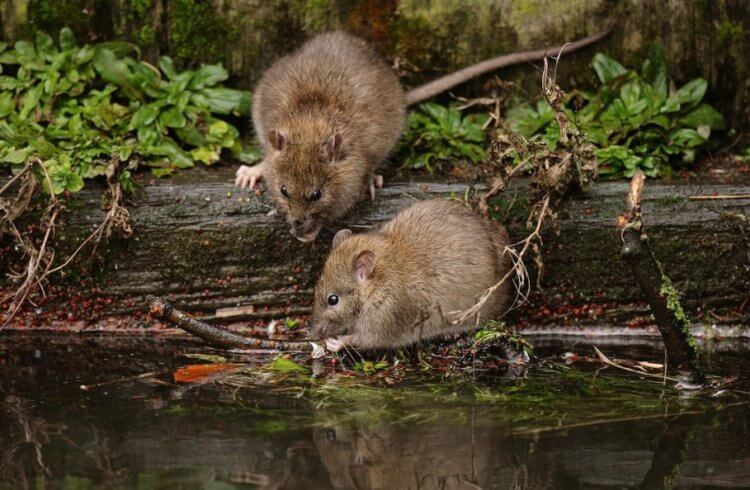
[617,171,705,387]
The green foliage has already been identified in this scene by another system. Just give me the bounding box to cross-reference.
[506,45,725,177]
[402,102,488,172]
[0,29,258,194]
[266,357,309,375]
[353,360,390,375]
[474,320,534,356]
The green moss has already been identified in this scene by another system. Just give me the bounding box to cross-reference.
[168,0,239,64]
[29,0,89,36]
[304,0,331,31]
[716,20,744,45]
[130,0,152,20]
[659,274,697,349]
[138,24,155,44]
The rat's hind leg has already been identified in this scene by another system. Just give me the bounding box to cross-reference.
[235,163,265,189]
[369,174,384,201]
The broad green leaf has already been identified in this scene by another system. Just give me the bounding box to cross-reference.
[199,87,251,115]
[130,103,161,129]
[0,147,32,164]
[592,53,627,84]
[189,64,228,90]
[34,32,56,58]
[142,138,194,168]
[641,44,668,97]
[159,56,178,80]
[59,28,77,51]
[92,47,142,100]
[678,104,725,130]
[159,106,187,128]
[667,78,707,110]
[421,102,450,122]
[20,84,43,119]
[191,145,220,164]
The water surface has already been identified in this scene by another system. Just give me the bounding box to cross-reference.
[1,333,748,489]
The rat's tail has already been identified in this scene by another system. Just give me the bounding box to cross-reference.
[404,27,614,106]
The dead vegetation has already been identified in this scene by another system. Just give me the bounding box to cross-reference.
[455,46,598,325]
[0,158,131,328]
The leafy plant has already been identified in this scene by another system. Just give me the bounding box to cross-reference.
[506,45,725,177]
[402,102,488,172]
[0,29,259,194]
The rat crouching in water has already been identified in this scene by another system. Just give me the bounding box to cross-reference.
[235,29,611,242]
[311,199,512,352]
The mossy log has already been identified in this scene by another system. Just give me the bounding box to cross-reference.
[1,168,748,329]
[2,1,749,131]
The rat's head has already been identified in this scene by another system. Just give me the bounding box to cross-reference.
[265,129,351,242]
[312,229,379,351]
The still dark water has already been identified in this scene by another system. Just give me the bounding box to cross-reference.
[1,333,749,489]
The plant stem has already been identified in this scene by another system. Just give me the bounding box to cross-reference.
[147,295,313,352]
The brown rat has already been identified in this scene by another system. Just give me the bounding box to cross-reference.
[236,30,612,241]
[311,199,512,351]
[236,32,405,242]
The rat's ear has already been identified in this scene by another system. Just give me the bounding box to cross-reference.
[332,229,352,249]
[354,250,375,283]
[321,133,343,162]
[267,129,286,151]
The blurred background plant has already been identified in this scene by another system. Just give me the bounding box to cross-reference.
[0,28,257,195]
[505,45,725,177]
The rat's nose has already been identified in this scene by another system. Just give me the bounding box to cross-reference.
[293,218,303,227]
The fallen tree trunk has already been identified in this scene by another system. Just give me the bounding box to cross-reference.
[1,168,748,330]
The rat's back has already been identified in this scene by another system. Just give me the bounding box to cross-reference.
[252,32,405,150]
[382,199,512,323]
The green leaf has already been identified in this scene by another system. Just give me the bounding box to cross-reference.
[197,88,251,115]
[158,56,178,80]
[667,78,707,110]
[59,28,77,51]
[130,103,161,129]
[191,145,220,164]
[92,47,142,101]
[641,43,668,98]
[142,138,194,168]
[34,32,56,58]
[0,147,32,164]
[678,104,725,130]
[189,64,228,90]
[592,53,628,83]
[159,106,187,128]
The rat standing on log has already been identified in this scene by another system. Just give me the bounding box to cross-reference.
[236,30,611,241]
[311,199,512,352]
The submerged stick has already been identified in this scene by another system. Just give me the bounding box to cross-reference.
[616,171,704,388]
[147,295,313,352]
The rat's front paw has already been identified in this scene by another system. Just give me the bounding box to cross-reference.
[369,174,384,201]
[235,164,264,189]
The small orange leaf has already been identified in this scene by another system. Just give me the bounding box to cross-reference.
[173,363,242,384]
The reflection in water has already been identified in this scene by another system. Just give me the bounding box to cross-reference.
[313,413,504,489]
[0,334,749,489]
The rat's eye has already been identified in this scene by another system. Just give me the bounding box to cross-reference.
[280,185,289,198]
[309,189,322,202]
[327,294,339,306]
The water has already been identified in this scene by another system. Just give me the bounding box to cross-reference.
[1,333,749,489]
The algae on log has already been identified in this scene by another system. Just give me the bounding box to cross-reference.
[3,0,749,131]
[1,168,748,330]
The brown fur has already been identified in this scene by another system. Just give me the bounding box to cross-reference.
[253,32,405,240]
[312,199,512,350]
